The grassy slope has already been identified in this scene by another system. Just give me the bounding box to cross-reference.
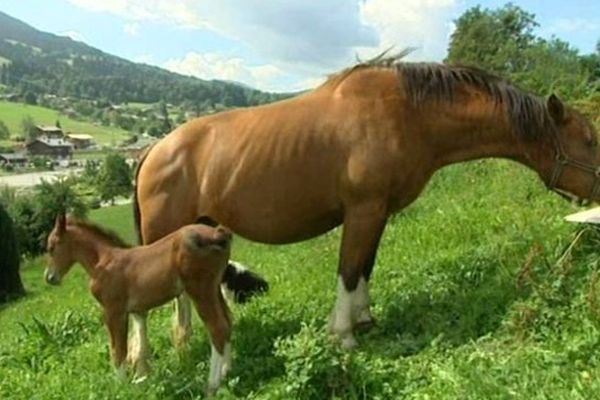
[1,160,600,399]
[0,101,129,145]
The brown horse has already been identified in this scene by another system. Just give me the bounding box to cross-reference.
[45,215,233,393]
[135,54,600,349]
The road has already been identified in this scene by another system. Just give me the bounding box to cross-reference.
[0,169,82,188]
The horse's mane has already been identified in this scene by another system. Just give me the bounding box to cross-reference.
[328,50,556,140]
[68,218,131,248]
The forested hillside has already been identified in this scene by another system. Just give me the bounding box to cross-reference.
[0,11,285,107]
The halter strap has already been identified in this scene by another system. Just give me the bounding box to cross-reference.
[546,132,600,203]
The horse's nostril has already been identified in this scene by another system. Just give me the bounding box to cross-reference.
[45,270,60,285]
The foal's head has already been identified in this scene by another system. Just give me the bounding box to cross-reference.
[45,214,74,285]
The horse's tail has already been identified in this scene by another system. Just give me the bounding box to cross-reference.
[133,144,156,245]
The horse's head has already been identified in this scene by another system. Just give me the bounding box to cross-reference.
[45,214,75,285]
[539,94,600,203]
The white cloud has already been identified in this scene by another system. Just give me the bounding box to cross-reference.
[66,0,203,29]
[68,0,461,88]
[59,30,87,43]
[358,0,457,61]
[164,52,290,92]
[124,22,140,36]
[67,0,379,73]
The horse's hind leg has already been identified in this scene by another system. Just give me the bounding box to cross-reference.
[185,283,232,395]
[128,312,151,378]
[173,294,193,350]
[328,201,387,349]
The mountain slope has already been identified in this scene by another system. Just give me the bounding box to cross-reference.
[0,11,283,106]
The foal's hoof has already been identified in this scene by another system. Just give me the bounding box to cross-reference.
[354,317,376,332]
[132,375,148,384]
[340,334,359,350]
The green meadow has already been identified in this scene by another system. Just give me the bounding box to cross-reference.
[1,159,600,399]
[0,101,129,146]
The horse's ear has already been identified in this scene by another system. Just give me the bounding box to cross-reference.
[547,94,565,124]
[55,214,66,234]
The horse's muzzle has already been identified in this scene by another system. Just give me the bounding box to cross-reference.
[45,269,61,286]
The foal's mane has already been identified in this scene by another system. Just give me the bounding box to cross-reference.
[329,50,556,140]
[68,218,131,248]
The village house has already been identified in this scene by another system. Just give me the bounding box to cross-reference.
[67,133,95,149]
[26,137,73,159]
[35,125,64,139]
[0,153,28,168]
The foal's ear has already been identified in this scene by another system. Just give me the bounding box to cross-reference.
[55,214,66,234]
[547,94,565,124]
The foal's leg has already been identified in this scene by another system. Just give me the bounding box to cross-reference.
[105,310,129,379]
[329,201,387,349]
[173,293,193,350]
[185,283,232,395]
[128,312,151,378]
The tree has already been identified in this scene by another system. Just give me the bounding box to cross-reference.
[0,202,25,303]
[5,178,87,256]
[447,4,591,98]
[21,115,37,142]
[24,91,37,105]
[447,4,538,74]
[96,153,132,204]
[0,119,9,140]
[158,101,173,135]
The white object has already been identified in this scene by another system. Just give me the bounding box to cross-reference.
[565,207,600,224]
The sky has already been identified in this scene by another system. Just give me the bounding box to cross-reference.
[1,0,599,92]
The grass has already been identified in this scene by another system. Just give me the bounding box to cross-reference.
[1,160,600,399]
[0,101,129,146]
[126,102,154,110]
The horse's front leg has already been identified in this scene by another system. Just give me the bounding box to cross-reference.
[328,200,387,349]
[128,312,151,378]
[105,309,129,380]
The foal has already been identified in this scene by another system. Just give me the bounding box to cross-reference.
[45,214,233,393]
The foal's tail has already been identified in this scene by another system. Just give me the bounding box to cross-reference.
[133,144,156,245]
[196,216,270,304]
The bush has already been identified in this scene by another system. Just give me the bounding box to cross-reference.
[3,178,88,256]
[0,202,24,302]
[274,323,352,399]
[0,119,9,140]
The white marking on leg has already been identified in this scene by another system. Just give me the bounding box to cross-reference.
[328,276,358,349]
[221,283,235,304]
[207,342,230,395]
[354,277,373,326]
[173,294,192,349]
[130,314,150,377]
